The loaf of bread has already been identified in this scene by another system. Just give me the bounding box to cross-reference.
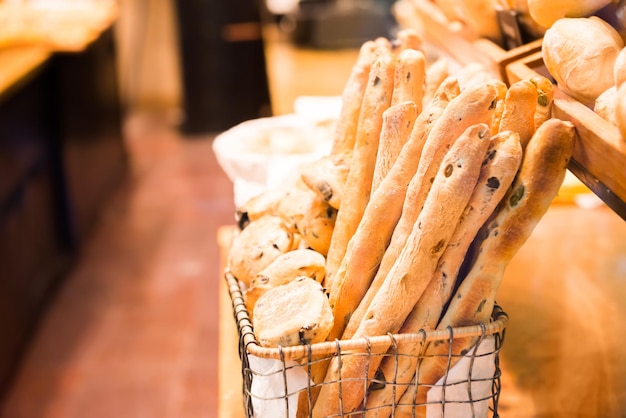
[324,50,396,290]
[313,123,492,417]
[245,249,326,316]
[300,153,351,210]
[253,277,334,347]
[276,188,337,256]
[542,16,623,107]
[528,0,613,28]
[235,189,288,229]
[227,215,294,287]
[394,118,575,417]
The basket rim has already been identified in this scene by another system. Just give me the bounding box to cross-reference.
[225,271,508,362]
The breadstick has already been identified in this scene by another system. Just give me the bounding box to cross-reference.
[324,51,395,291]
[394,118,575,418]
[392,27,423,54]
[371,101,419,194]
[330,41,378,157]
[391,49,426,109]
[313,123,492,418]
[342,82,499,340]
[489,80,508,137]
[498,78,538,149]
[363,130,523,418]
[422,57,449,108]
[529,75,555,130]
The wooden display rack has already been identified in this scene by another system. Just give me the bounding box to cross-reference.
[506,51,626,221]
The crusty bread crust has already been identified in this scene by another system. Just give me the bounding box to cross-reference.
[498,79,539,149]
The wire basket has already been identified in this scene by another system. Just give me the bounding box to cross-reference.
[225,271,508,418]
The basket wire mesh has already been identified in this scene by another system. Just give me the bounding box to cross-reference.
[226,271,508,418]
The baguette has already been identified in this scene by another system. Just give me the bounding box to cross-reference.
[298,81,460,417]
[371,101,419,194]
[330,41,378,157]
[391,49,426,109]
[313,123,492,418]
[338,77,460,342]
[394,118,575,418]
[422,57,450,108]
[363,130,523,417]
[342,81,500,340]
[489,81,508,137]
[324,51,396,290]
[498,79,539,149]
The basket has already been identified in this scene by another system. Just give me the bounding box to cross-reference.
[225,271,508,418]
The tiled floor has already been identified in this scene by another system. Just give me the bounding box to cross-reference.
[0,112,235,418]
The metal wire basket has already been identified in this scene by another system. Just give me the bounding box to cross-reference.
[225,271,508,418]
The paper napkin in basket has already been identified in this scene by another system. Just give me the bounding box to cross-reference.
[426,335,496,418]
[249,355,311,418]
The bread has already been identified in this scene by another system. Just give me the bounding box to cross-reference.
[342,81,499,340]
[227,215,294,287]
[542,16,623,107]
[616,83,626,140]
[300,153,351,210]
[363,130,523,417]
[394,118,575,417]
[339,77,460,341]
[498,79,539,149]
[390,49,426,109]
[529,75,555,130]
[276,188,337,256]
[313,123,491,417]
[371,101,419,194]
[245,249,326,316]
[324,51,396,290]
[528,0,614,28]
[330,41,378,157]
[422,57,450,109]
[614,46,626,88]
[235,189,288,229]
[253,277,333,347]
[434,0,502,40]
[595,86,618,125]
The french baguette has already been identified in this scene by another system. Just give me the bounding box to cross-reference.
[363,130,523,417]
[342,81,500,340]
[313,123,492,418]
[529,75,555,130]
[391,49,426,109]
[394,118,575,418]
[330,41,378,157]
[324,51,396,291]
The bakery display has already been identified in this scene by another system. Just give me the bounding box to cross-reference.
[218,0,626,414]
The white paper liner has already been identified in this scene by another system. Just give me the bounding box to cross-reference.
[426,335,496,418]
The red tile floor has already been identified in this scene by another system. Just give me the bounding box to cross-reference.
[0,112,235,418]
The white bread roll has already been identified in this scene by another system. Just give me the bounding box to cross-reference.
[542,17,623,107]
[595,86,618,125]
[616,83,626,140]
[614,47,626,87]
[253,277,333,347]
[528,0,613,28]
